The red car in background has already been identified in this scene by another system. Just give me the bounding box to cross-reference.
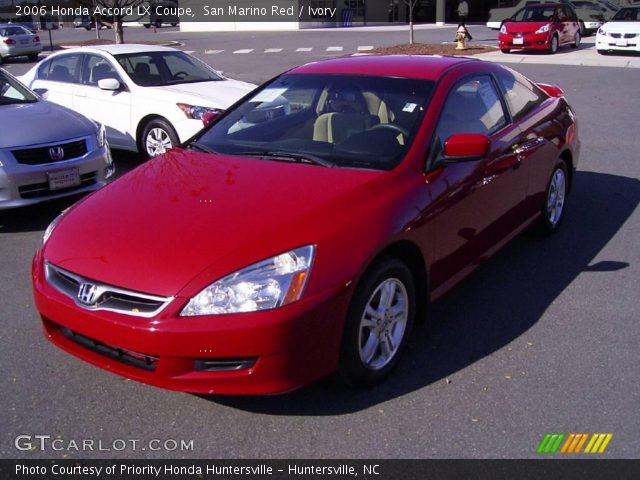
[32,55,580,395]
[499,3,582,53]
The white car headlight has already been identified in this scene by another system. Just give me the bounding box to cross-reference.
[500,24,507,34]
[597,28,606,36]
[97,123,107,148]
[535,24,551,34]
[180,245,315,316]
[177,103,223,120]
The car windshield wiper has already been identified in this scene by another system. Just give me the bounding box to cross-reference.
[190,142,219,154]
[235,151,334,167]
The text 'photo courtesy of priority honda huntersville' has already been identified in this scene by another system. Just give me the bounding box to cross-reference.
[32,55,580,395]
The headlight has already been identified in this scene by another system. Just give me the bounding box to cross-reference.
[97,123,107,148]
[180,245,315,316]
[535,24,550,34]
[177,103,223,120]
[500,24,507,34]
[43,211,65,245]
[597,28,606,35]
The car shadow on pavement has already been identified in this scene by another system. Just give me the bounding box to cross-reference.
[205,170,639,414]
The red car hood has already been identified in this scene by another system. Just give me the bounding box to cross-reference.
[505,21,551,34]
[44,149,384,296]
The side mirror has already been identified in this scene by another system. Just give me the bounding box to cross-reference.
[202,111,219,126]
[98,78,121,91]
[444,133,490,159]
[33,87,49,100]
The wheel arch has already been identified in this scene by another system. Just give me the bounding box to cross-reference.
[357,240,429,323]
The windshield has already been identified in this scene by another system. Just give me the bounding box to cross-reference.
[511,6,557,22]
[611,7,639,21]
[114,51,224,86]
[0,69,38,106]
[193,73,434,171]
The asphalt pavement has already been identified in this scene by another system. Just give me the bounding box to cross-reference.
[1,25,639,460]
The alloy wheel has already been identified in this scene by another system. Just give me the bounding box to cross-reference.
[145,128,173,157]
[547,168,566,226]
[358,278,409,371]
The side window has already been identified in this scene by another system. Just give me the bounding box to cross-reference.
[45,54,82,84]
[497,70,546,121]
[83,54,119,86]
[117,55,161,86]
[37,59,52,80]
[434,75,507,147]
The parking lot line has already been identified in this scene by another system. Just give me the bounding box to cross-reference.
[233,49,254,54]
[265,48,283,53]
[204,49,224,54]
[357,46,374,51]
[326,46,344,52]
[296,47,313,52]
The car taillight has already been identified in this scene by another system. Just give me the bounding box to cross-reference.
[3,38,16,45]
[34,35,40,42]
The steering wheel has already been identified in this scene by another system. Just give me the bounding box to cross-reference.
[368,123,409,138]
[172,71,188,80]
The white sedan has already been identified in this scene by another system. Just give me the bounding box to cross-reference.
[596,6,640,54]
[20,45,256,157]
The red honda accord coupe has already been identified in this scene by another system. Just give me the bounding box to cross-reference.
[32,55,580,395]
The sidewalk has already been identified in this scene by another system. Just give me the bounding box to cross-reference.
[474,44,640,69]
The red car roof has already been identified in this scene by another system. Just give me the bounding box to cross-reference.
[288,55,477,81]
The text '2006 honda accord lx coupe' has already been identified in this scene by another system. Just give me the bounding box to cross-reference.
[32,55,580,395]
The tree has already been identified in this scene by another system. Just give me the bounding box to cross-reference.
[84,0,145,44]
[403,0,419,44]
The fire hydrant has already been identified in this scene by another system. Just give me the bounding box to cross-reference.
[456,26,468,50]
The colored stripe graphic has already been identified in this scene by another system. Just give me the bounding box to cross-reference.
[536,433,565,454]
[585,433,613,454]
[538,433,613,454]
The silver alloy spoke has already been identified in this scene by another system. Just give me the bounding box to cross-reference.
[547,168,566,225]
[358,278,408,370]
[361,334,380,365]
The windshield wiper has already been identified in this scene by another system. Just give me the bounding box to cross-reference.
[190,142,219,154]
[236,151,334,167]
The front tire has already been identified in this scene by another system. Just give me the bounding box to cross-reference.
[540,159,568,234]
[501,48,510,53]
[28,53,38,61]
[339,258,415,387]
[140,118,179,158]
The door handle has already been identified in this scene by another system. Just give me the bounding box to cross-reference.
[513,137,544,159]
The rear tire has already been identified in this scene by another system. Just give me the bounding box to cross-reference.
[571,31,580,49]
[139,118,179,159]
[579,21,586,36]
[539,159,568,235]
[549,34,559,54]
[28,53,38,61]
[501,48,510,53]
[339,258,415,388]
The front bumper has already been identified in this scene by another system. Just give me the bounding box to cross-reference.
[596,34,640,52]
[0,140,113,210]
[32,252,350,395]
[499,32,551,50]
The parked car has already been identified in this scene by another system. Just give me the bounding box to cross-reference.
[488,0,606,36]
[499,3,582,53]
[20,45,256,158]
[73,16,113,30]
[32,55,580,394]
[0,23,42,64]
[596,5,640,53]
[0,68,113,210]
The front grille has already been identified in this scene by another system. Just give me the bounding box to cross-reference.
[12,139,88,165]
[59,326,158,371]
[45,262,173,318]
[18,171,97,199]
[610,33,637,39]
[194,358,257,372]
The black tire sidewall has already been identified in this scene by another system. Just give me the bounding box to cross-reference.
[550,35,559,53]
[140,119,178,158]
[339,258,416,387]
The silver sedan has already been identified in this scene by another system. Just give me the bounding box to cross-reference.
[0,68,114,209]
[0,23,42,64]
